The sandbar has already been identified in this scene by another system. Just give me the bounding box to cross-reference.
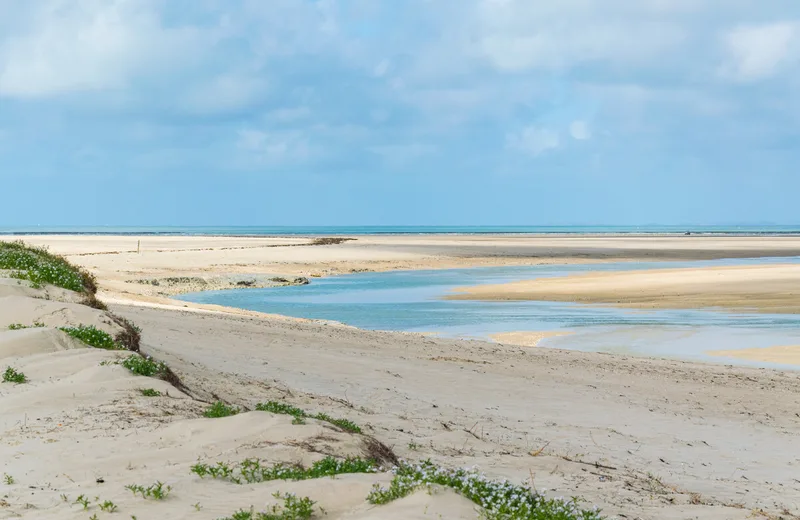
[449,263,800,313]
[708,344,800,366]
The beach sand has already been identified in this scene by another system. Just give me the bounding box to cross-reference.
[450,263,800,314]
[2,234,800,518]
[490,330,573,347]
[708,344,800,365]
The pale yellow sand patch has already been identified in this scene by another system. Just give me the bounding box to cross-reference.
[490,330,573,347]
[707,345,800,366]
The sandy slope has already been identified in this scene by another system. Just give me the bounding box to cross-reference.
[0,283,478,519]
[117,304,800,519]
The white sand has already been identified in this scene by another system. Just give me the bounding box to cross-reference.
[2,235,800,518]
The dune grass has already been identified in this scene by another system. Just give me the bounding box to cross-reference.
[2,367,27,384]
[121,354,168,377]
[0,240,95,293]
[220,493,316,520]
[59,325,120,350]
[203,401,240,418]
[255,401,361,434]
[368,460,604,520]
[191,456,379,485]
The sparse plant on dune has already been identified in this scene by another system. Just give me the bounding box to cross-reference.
[191,456,379,485]
[255,401,361,434]
[203,401,240,418]
[60,325,120,350]
[121,354,167,377]
[218,492,316,520]
[125,481,172,500]
[139,388,161,397]
[368,460,604,519]
[3,473,14,485]
[2,367,27,384]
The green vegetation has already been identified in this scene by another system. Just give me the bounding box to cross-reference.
[121,354,167,377]
[7,322,45,330]
[60,325,119,350]
[125,481,172,500]
[99,500,118,512]
[3,473,14,485]
[367,461,603,520]
[139,388,161,397]
[219,493,316,520]
[191,456,378,485]
[255,401,362,434]
[203,401,240,418]
[2,367,27,384]
[0,240,96,293]
[74,494,90,510]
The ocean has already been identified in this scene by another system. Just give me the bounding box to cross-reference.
[2,225,799,236]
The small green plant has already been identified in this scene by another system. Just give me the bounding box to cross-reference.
[291,416,306,425]
[139,388,161,397]
[75,494,91,510]
[121,354,167,377]
[60,325,119,350]
[255,401,361,434]
[3,473,14,485]
[2,367,27,384]
[219,493,316,520]
[60,493,69,502]
[407,441,420,451]
[99,500,118,512]
[126,481,172,500]
[193,502,202,511]
[191,456,378,485]
[367,460,604,519]
[203,401,240,418]
[90,514,98,520]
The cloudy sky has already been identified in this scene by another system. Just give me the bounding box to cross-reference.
[1,0,799,226]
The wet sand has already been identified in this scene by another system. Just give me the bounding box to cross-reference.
[450,264,800,314]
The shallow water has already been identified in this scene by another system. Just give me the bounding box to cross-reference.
[178,257,800,370]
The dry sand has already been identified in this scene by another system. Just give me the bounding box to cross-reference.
[2,235,800,519]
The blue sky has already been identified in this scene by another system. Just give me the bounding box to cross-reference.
[1,0,799,226]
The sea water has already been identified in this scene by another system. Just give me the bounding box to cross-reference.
[177,257,800,370]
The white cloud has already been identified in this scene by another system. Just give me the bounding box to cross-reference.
[721,22,799,82]
[373,59,390,77]
[570,120,591,140]
[506,126,560,156]
[0,0,206,98]
[183,74,269,115]
[237,129,312,165]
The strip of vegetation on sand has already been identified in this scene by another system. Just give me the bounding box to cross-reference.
[191,456,379,485]
[255,401,362,434]
[368,460,604,520]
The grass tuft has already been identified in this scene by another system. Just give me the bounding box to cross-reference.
[255,401,361,434]
[2,367,27,384]
[121,354,167,377]
[218,492,316,520]
[191,455,379,485]
[139,388,161,397]
[368,460,604,519]
[125,481,172,500]
[203,401,240,418]
[60,325,120,350]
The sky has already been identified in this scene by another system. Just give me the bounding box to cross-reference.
[1,0,799,226]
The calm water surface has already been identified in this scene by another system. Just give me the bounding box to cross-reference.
[178,257,800,370]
